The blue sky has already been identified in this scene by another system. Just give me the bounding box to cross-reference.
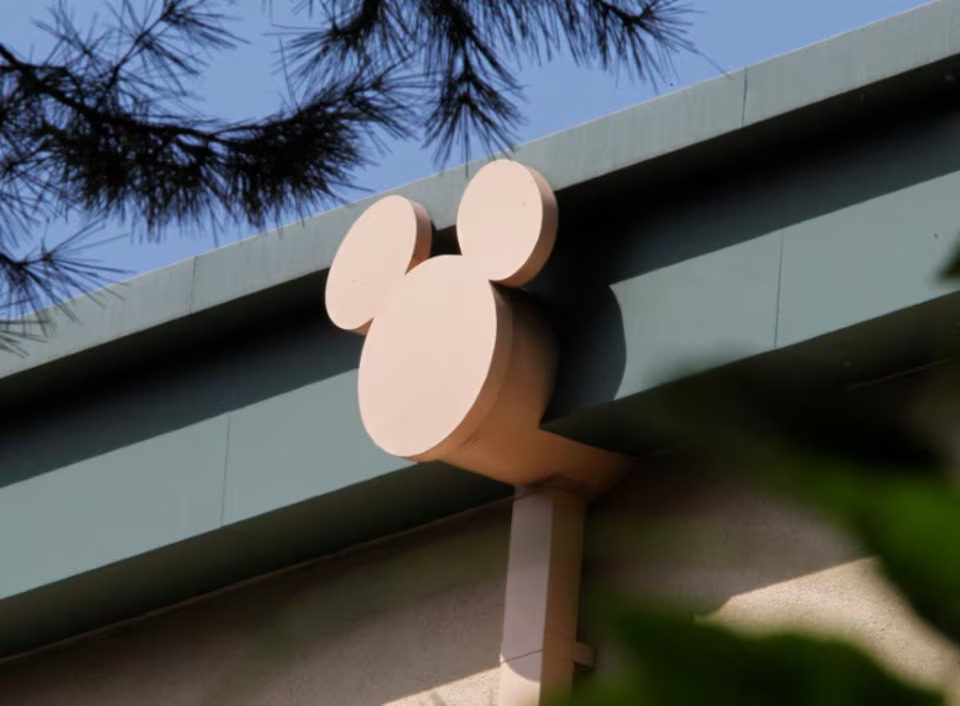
[0,0,934,279]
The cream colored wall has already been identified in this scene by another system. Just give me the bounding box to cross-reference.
[0,504,511,706]
[581,466,960,702]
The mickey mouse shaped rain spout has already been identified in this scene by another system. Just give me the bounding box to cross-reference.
[325,160,629,494]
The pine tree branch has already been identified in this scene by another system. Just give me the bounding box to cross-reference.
[0,0,694,348]
[0,20,414,234]
[278,0,694,162]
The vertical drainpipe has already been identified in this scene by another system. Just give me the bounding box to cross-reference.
[498,480,597,705]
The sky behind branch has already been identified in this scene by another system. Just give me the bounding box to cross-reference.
[0,0,934,279]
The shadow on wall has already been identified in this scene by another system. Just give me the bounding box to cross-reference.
[571,104,960,285]
[577,457,960,696]
[580,463,867,622]
[536,103,960,420]
[532,226,629,419]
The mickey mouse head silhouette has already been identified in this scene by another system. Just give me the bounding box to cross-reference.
[326,160,628,493]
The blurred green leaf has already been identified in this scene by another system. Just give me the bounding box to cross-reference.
[769,456,960,647]
[559,605,942,706]
[633,368,960,646]
[584,365,960,706]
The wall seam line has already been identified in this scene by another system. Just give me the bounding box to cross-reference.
[218,414,232,527]
[740,67,749,126]
[773,231,785,349]
[187,256,199,314]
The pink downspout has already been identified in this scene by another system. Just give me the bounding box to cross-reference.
[498,480,598,705]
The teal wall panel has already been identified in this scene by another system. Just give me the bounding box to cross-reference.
[222,369,406,524]
[0,263,196,378]
[611,234,781,399]
[777,156,960,348]
[0,415,228,598]
[744,0,956,126]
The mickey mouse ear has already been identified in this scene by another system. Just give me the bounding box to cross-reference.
[456,160,557,287]
[325,195,432,334]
